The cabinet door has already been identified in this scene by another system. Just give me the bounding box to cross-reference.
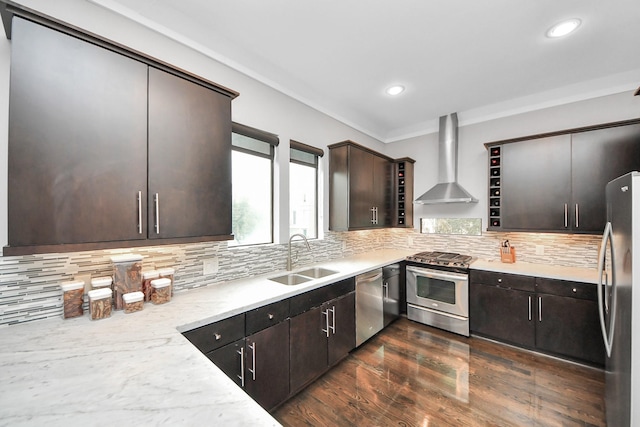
[383,273,400,327]
[244,319,290,411]
[206,339,244,387]
[469,282,536,348]
[148,67,232,239]
[536,294,605,365]
[571,124,640,233]
[501,135,571,231]
[8,18,148,247]
[289,306,328,394]
[348,146,375,228]
[327,292,356,366]
[372,154,392,227]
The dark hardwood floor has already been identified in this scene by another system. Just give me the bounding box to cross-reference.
[273,317,605,427]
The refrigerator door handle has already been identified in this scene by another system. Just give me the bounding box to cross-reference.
[597,221,616,358]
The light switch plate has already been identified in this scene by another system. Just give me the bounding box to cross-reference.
[203,257,219,275]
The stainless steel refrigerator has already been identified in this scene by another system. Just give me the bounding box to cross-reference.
[597,171,640,426]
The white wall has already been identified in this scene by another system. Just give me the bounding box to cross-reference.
[0,0,386,249]
[383,91,640,229]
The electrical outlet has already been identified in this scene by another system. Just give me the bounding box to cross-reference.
[203,257,219,275]
[75,273,92,294]
[535,245,545,255]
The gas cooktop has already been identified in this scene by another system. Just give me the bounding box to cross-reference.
[406,251,475,268]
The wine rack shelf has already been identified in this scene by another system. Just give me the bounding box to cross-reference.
[488,146,501,229]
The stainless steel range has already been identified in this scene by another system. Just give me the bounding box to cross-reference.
[406,251,474,336]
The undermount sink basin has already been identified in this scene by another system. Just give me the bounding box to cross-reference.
[269,274,311,286]
[296,267,339,279]
[269,268,339,285]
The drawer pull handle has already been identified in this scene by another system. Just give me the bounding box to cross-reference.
[572,288,577,293]
[268,313,274,320]
[214,333,222,340]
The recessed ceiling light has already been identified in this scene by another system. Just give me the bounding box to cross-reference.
[546,18,581,38]
[386,85,405,96]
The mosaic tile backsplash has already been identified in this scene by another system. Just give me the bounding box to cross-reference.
[0,229,601,327]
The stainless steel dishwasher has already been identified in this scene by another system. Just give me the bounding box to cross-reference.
[355,268,384,346]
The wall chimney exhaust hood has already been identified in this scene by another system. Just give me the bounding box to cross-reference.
[415,113,478,204]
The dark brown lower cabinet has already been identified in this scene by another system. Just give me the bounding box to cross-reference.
[290,292,356,394]
[207,320,290,411]
[244,320,290,410]
[327,292,356,366]
[186,278,356,410]
[470,270,605,366]
[469,283,535,348]
[535,280,605,365]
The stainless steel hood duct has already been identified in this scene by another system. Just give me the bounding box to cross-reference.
[415,113,478,204]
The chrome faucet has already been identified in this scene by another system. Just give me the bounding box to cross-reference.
[287,233,311,270]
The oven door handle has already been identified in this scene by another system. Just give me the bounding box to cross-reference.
[406,266,467,282]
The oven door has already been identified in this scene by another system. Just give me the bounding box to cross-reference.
[406,265,469,318]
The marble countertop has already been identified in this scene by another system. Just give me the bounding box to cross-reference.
[0,249,412,427]
[470,259,599,284]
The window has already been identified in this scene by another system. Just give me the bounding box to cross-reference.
[289,140,323,239]
[231,123,278,246]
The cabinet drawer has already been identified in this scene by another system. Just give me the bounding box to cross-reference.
[245,299,290,335]
[182,313,245,354]
[536,278,596,301]
[290,278,355,317]
[470,270,535,292]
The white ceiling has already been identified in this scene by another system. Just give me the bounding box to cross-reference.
[89,0,640,142]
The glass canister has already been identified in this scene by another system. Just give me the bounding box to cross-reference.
[141,270,159,302]
[122,291,144,314]
[150,278,171,305]
[110,254,143,310]
[60,280,85,319]
[88,288,112,320]
[157,267,175,296]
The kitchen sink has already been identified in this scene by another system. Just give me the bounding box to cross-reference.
[296,267,339,279]
[269,274,312,286]
[269,268,339,285]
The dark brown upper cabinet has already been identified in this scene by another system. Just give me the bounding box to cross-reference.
[4,15,237,255]
[488,120,640,234]
[328,141,393,231]
[147,67,232,240]
[8,17,149,248]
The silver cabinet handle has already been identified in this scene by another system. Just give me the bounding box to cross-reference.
[383,282,389,299]
[564,203,568,228]
[575,203,579,228]
[321,309,330,337]
[137,191,143,234]
[370,207,376,224]
[375,207,378,224]
[329,306,336,335]
[248,342,256,381]
[154,193,160,234]
[538,296,542,322]
[268,313,274,320]
[214,333,221,341]
[237,346,245,388]
[528,296,532,321]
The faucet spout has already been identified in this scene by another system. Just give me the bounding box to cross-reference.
[287,233,311,271]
